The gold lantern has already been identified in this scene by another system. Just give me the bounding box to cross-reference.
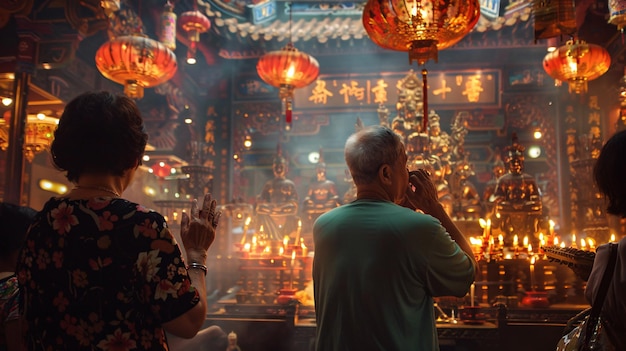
[362,0,480,65]
[0,114,58,162]
[542,39,611,94]
[179,10,211,64]
[609,0,626,31]
[95,35,177,99]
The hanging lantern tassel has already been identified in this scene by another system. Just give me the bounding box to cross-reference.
[422,68,428,133]
[279,85,294,131]
[284,98,293,131]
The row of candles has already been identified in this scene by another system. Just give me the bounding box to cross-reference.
[474,218,619,257]
[473,219,622,294]
[237,217,308,258]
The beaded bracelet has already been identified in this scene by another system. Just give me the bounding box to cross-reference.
[187,262,208,276]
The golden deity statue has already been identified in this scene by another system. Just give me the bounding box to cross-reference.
[255,145,300,241]
[302,150,341,227]
[449,154,482,220]
[489,134,544,243]
[406,131,454,215]
[381,71,458,215]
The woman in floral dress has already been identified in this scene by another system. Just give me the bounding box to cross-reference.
[16,91,221,350]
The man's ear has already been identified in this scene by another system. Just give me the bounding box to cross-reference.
[379,164,392,184]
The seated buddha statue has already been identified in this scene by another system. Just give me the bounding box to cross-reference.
[255,149,299,241]
[489,135,543,241]
[302,155,341,226]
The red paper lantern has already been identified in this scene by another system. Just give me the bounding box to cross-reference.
[180,10,211,63]
[95,35,177,99]
[256,43,320,130]
[362,0,480,65]
[543,39,611,94]
[151,163,173,178]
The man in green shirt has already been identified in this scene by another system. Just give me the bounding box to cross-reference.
[313,125,477,351]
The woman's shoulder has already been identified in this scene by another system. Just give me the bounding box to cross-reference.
[42,197,165,222]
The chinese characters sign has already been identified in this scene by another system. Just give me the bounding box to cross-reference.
[294,70,500,110]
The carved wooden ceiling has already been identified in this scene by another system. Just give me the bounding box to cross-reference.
[0,0,623,160]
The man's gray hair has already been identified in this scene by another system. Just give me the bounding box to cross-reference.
[344,125,404,185]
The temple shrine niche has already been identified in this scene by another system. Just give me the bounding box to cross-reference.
[254,144,300,242]
[488,134,546,247]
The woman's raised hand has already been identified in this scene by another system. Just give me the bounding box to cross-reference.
[181,193,221,261]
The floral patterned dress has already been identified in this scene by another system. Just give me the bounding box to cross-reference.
[16,197,199,350]
[0,274,19,350]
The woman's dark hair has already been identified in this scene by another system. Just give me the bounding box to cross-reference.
[593,129,626,217]
[51,91,148,183]
[0,202,37,256]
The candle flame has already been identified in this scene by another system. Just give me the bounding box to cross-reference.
[479,218,487,228]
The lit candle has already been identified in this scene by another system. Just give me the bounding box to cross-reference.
[283,235,290,249]
[252,235,258,253]
[530,257,536,291]
[580,238,586,251]
[587,238,595,250]
[528,243,533,255]
[571,233,577,248]
[240,217,252,245]
[294,219,302,246]
[513,235,519,247]
[290,250,297,289]
[523,236,529,248]
[610,233,616,243]
[498,235,504,247]
[470,283,475,307]
[301,239,308,257]
[479,218,489,240]
[553,236,559,246]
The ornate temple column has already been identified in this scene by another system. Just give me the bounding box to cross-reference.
[3,18,38,204]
